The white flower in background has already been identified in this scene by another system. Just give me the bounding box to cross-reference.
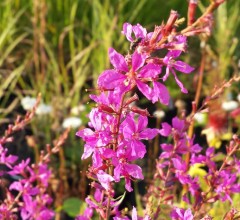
[221,100,239,112]
[21,96,37,110]
[21,96,52,115]
[62,117,82,129]
[237,94,240,102]
[194,112,207,124]
[36,104,52,115]
[153,110,165,119]
[70,104,86,115]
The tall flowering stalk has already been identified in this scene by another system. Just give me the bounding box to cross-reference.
[76,1,238,219]
[0,96,69,220]
[76,10,199,220]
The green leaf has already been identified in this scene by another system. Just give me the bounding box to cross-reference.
[188,164,207,177]
[188,164,208,190]
[62,197,82,217]
[112,192,126,207]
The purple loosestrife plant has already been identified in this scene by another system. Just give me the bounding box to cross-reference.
[0,144,54,220]
[76,1,239,218]
[0,101,69,220]
[0,0,237,219]
[76,11,197,219]
[144,115,240,219]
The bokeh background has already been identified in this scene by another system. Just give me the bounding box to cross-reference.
[0,0,239,219]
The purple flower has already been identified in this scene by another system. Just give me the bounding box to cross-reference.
[162,50,194,93]
[159,117,195,158]
[165,35,187,52]
[172,158,199,195]
[159,117,186,137]
[8,158,30,175]
[96,170,114,191]
[0,204,17,219]
[113,153,144,192]
[190,147,216,172]
[171,208,194,220]
[75,207,93,220]
[90,90,123,113]
[122,23,147,42]
[97,48,170,105]
[9,181,39,196]
[76,108,113,159]
[85,189,102,210]
[85,188,114,218]
[214,171,240,203]
[0,144,18,170]
[131,206,150,220]
[159,143,174,159]
[121,114,158,159]
[20,194,54,220]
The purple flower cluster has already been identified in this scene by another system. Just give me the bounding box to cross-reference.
[158,117,201,196]
[156,117,240,216]
[77,20,195,219]
[0,143,54,219]
[191,146,240,204]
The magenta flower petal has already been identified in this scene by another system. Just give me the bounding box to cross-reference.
[140,128,158,140]
[172,158,186,171]
[114,165,121,182]
[109,48,128,72]
[132,24,147,39]
[171,208,193,220]
[167,50,182,59]
[132,207,138,220]
[159,122,171,136]
[162,66,170,81]
[122,23,147,42]
[129,140,146,158]
[97,70,126,89]
[174,61,194,74]
[132,51,146,72]
[96,170,114,191]
[123,125,135,139]
[124,164,144,179]
[206,147,215,157]
[161,143,174,152]
[9,181,22,191]
[125,178,133,192]
[184,208,194,220]
[136,80,153,101]
[76,128,93,139]
[172,117,185,131]
[172,71,188,93]
[81,144,94,159]
[122,23,133,42]
[138,63,161,78]
[153,81,170,105]
[137,115,148,131]
[122,116,136,138]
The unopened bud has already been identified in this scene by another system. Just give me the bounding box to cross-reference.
[97,104,116,114]
[130,106,150,116]
[164,10,179,34]
[124,94,139,107]
[188,0,198,26]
